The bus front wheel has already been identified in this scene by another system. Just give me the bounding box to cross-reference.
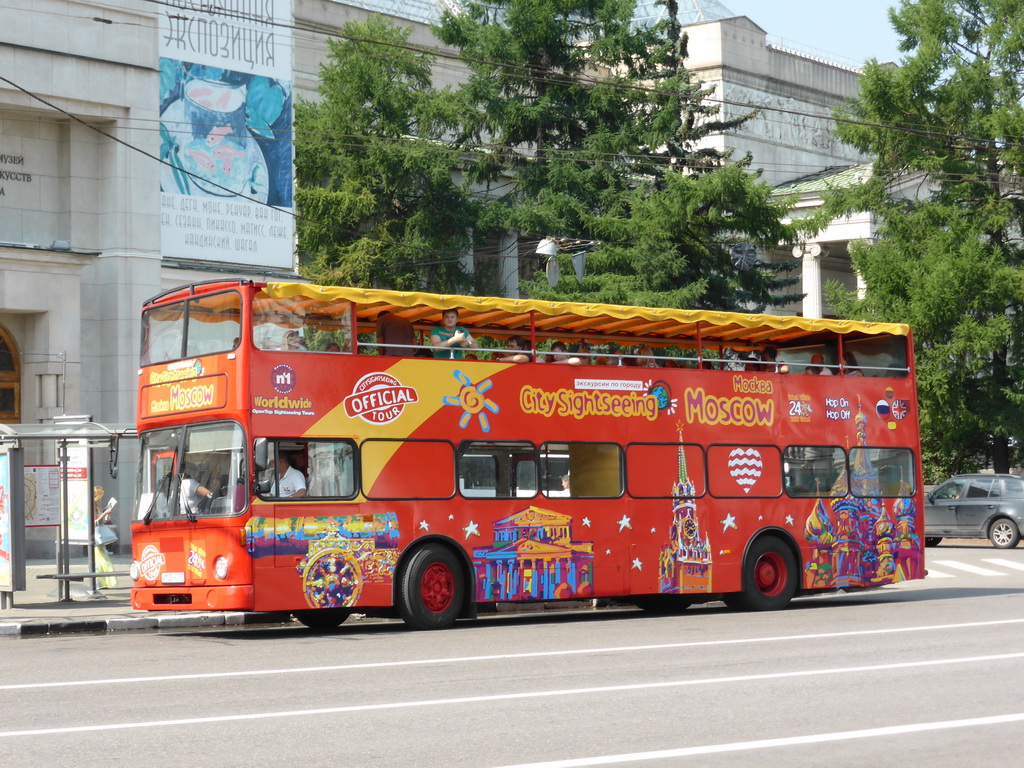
[725,537,797,612]
[397,544,465,630]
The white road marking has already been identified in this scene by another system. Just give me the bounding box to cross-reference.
[930,560,1005,576]
[1,652,1023,738]
[492,713,1024,767]
[983,558,1024,572]
[924,568,954,578]
[3,618,1024,692]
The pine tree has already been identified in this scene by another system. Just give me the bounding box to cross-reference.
[436,0,798,310]
[822,0,1024,477]
[294,16,477,292]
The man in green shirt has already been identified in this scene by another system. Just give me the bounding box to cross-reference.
[430,308,479,359]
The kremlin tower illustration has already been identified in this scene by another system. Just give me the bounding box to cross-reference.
[659,427,713,594]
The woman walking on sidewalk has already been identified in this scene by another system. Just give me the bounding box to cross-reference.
[93,486,118,589]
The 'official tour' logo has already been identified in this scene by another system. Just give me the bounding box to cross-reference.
[139,544,166,581]
[344,372,418,424]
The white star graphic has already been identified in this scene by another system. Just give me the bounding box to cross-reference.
[617,514,632,532]
[448,514,455,520]
[419,520,430,531]
[785,515,795,526]
[650,527,657,533]
[758,515,764,521]
[463,521,480,539]
[632,558,643,571]
[582,517,592,527]
[721,513,737,532]
[606,549,612,555]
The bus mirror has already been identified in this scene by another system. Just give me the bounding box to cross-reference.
[254,438,268,473]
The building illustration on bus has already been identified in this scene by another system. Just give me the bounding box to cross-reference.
[129,281,924,629]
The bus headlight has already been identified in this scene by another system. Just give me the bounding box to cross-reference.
[129,560,140,581]
[214,556,230,580]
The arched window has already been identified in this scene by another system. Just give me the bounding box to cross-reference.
[0,325,20,423]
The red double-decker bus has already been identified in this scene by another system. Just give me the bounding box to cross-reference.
[130,280,924,629]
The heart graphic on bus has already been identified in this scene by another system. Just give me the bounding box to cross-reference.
[727,448,763,494]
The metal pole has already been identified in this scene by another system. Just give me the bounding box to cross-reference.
[60,351,66,416]
[87,487,97,597]
[57,439,71,602]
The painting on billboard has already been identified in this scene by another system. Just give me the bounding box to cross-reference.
[158,1,294,269]
[159,62,292,208]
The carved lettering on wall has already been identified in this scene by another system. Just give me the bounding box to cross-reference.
[0,154,33,197]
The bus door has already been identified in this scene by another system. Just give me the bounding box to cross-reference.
[539,442,625,599]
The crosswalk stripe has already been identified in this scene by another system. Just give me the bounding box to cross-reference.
[924,569,954,578]
[930,560,1004,576]
[982,558,1024,572]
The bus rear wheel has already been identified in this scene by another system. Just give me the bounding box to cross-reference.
[725,537,797,612]
[293,608,351,631]
[397,544,465,630]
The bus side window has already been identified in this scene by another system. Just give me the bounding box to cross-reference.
[457,441,536,499]
[848,447,916,497]
[541,442,623,499]
[783,446,847,497]
[305,440,356,498]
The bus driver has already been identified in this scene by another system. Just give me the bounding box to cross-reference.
[273,454,307,498]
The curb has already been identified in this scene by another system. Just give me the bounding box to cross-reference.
[0,611,293,637]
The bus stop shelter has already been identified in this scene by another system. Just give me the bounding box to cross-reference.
[0,419,136,607]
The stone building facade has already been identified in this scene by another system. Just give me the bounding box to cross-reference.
[0,0,874,553]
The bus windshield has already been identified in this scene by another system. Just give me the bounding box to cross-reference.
[138,421,246,520]
[142,289,242,365]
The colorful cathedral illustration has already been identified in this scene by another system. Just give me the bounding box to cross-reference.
[804,400,922,588]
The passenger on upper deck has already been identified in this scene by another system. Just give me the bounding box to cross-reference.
[376,311,416,356]
[762,346,789,374]
[549,341,581,365]
[496,336,530,363]
[805,354,833,375]
[636,346,658,367]
[283,330,307,351]
[430,309,479,359]
[842,351,863,376]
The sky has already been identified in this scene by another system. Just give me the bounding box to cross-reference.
[721,0,904,67]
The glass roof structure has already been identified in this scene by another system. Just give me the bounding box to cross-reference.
[339,0,457,25]
[344,0,737,28]
[634,0,735,28]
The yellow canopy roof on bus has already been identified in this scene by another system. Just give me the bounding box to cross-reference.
[260,282,909,348]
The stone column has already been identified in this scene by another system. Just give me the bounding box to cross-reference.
[792,243,828,319]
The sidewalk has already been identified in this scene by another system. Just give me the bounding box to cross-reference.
[0,555,291,637]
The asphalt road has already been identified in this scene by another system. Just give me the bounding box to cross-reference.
[2,540,1023,767]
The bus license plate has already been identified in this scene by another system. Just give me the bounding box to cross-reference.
[161,572,185,585]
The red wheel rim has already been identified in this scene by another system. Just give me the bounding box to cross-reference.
[753,552,786,597]
[420,562,455,613]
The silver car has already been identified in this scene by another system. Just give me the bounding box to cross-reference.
[924,473,1024,549]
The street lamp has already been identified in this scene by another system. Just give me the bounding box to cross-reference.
[535,237,599,287]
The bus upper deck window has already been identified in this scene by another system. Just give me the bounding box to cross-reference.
[253,292,352,352]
